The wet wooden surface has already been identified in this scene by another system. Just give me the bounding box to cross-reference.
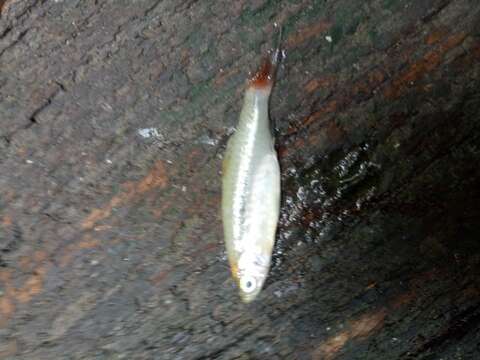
[0,0,479,359]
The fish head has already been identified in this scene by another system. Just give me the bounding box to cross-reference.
[238,272,267,303]
[234,251,270,303]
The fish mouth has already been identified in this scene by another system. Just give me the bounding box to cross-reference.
[238,281,264,303]
[239,291,259,303]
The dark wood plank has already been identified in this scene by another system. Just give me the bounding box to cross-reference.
[0,0,479,359]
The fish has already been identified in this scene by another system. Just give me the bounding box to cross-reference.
[222,45,281,303]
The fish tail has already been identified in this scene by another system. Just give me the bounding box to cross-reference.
[248,27,283,90]
[248,57,275,89]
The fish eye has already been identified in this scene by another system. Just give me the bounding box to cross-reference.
[240,276,257,293]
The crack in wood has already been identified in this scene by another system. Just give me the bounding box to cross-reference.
[27,84,63,126]
[0,28,28,58]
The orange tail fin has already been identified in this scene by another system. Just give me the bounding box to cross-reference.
[248,57,275,89]
[248,27,283,90]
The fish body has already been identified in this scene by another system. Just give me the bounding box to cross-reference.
[222,56,280,303]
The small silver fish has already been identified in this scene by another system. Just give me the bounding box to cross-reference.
[222,50,281,302]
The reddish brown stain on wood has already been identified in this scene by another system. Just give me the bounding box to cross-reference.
[313,308,387,360]
[0,243,98,327]
[0,266,48,323]
[0,269,11,284]
[0,339,17,359]
[390,290,416,309]
[311,267,453,360]
[304,76,336,93]
[0,297,15,327]
[286,20,332,48]
[425,27,449,45]
[351,68,387,97]
[33,250,48,262]
[297,99,339,134]
[313,332,349,360]
[281,30,471,160]
[384,32,467,100]
[59,235,100,268]
[81,208,111,231]
[1,236,100,326]
[460,285,480,299]
[0,271,14,324]
[199,242,219,253]
[77,237,100,249]
[81,160,168,230]
[136,160,169,193]
[16,265,47,304]
[0,0,7,15]
[18,256,31,272]
[1,214,12,227]
[350,309,387,338]
[474,43,480,59]
[17,251,47,272]
[326,121,346,144]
